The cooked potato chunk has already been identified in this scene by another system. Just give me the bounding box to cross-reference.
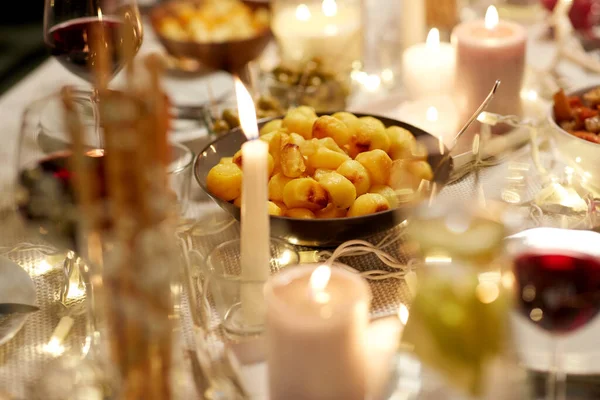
[289,133,305,146]
[260,119,283,136]
[285,208,316,219]
[306,146,350,170]
[336,160,371,196]
[206,163,242,201]
[260,131,276,144]
[332,112,358,133]
[317,137,347,154]
[389,160,433,190]
[268,131,290,175]
[348,117,390,157]
[347,193,390,217]
[283,178,328,210]
[280,143,306,178]
[386,126,417,160]
[312,115,352,147]
[268,173,293,202]
[298,139,319,157]
[232,149,243,167]
[355,149,393,186]
[233,150,274,177]
[233,196,242,207]
[316,203,348,218]
[409,160,434,183]
[315,171,356,209]
[369,184,399,209]
[282,106,317,139]
[219,157,233,164]
[313,168,333,181]
[268,201,284,216]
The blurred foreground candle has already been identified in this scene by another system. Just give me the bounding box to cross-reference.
[396,95,459,147]
[452,6,527,131]
[265,263,371,400]
[402,28,456,100]
[236,78,271,326]
[271,0,362,73]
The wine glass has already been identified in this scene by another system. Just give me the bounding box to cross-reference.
[506,227,600,400]
[43,0,143,145]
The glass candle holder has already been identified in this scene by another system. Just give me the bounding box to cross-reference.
[271,0,363,76]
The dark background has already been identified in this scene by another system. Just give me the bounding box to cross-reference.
[0,4,48,95]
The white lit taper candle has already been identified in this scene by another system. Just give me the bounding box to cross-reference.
[265,263,371,400]
[235,77,271,326]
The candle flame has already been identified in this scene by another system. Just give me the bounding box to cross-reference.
[234,77,259,140]
[425,28,440,50]
[296,4,311,21]
[426,106,438,122]
[322,0,337,17]
[485,6,499,30]
[310,264,331,303]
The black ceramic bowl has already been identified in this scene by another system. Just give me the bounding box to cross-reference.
[194,114,452,248]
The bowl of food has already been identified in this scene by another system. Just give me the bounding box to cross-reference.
[549,86,600,187]
[194,107,452,247]
[149,0,272,72]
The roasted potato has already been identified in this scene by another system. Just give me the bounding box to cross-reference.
[347,193,390,217]
[206,163,242,201]
[336,160,371,196]
[312,115,352,147]
[331,111,359,134]
[268,173,293,202]
[285,208,316,219]
[355,149,393,186]
[289,133,306,146]
[268,131,290,175]
[282,178,328,210]
[369,184,399,209]
[386,126,417,160]
[317,137,346,154]
[316,203,348,218]
[389,160,433,190]
[268,201,284,216]
[260,119,283,136]
[313,168,333,181]
[315,171,356,209]
[306,146,350,170]
[219,157,233,164]
[282,106,317,139]
[280,143,306,178]
[232,150,275,177]
[348,117,390,157]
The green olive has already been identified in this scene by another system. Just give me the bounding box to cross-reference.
[221,109,239,128]
[212,119,230,134]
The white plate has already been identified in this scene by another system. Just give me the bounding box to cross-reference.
[0,256,37,345]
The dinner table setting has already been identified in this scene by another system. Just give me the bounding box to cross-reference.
[4,0,600,399]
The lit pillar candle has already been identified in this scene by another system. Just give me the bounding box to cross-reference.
[236,78,271,326]
[271,0,362,73]
[265,263,371,400]
[402,28,456,100]
[452,6,527,131]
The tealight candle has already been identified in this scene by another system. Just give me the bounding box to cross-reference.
[265,263,371,400]
[271,0,362,73]
[452,6,527,130]
[236,78,271,327]
[402,28,456,100]
[396,95,459,147]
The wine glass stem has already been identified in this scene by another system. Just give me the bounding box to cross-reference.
[547,338,566,400]
[90,88,103,149]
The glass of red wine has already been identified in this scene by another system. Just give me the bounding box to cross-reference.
[506,227,600,400]
[43,0,143,146]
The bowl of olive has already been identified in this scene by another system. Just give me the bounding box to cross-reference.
[194,107,453,247]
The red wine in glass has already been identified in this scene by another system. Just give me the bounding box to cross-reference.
[45,17,142,83]
[514,252,600,334]
[18,150,106,251]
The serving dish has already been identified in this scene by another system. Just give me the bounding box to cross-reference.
[149,0,272,73]
[548,85,600,188]
[194,113,452,247]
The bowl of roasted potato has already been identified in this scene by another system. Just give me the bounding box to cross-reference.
[550,85,600,188]
[149,0,272,72]
[194,108,452,247]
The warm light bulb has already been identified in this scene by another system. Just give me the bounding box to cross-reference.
[234,77,259,140]
[425,28,440,50]
[426,106,438,122]
[485,6,499,30]
[296,4,311,21]
[322,0,337,17]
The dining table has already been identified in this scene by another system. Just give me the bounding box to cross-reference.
[2,13,600,400]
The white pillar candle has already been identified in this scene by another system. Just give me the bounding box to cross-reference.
[402,28,456,100]
[396,95,459,147]
[265,263,371,400]
[452,6,527,131]
[271,0,362,73]
[366,315,403,400]
[236,78,271,326]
